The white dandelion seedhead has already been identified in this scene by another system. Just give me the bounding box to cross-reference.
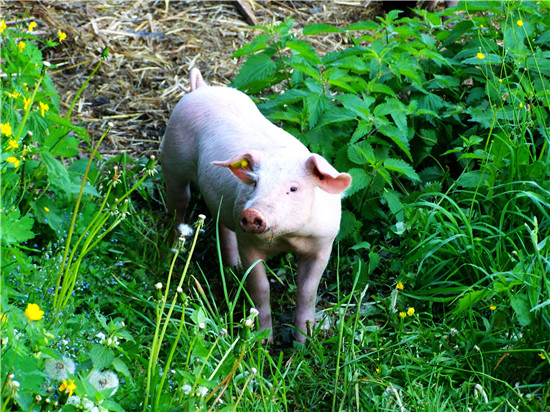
[44,356,76,381]
[249,308,259,318]
[177,223,194,238]
[88,370,119,396]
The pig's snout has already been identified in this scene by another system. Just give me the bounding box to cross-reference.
[239,208,267,234]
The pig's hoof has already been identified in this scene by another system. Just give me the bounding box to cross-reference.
[177,223,194,238]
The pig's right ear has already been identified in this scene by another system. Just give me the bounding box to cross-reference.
[212,151,261,185]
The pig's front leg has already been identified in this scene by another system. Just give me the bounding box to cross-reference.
[295,247,332,342]
[218,224,240,268]
[238,245,273,341]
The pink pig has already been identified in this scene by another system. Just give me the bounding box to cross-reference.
[161,68,351,342]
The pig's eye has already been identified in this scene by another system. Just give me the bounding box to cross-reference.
[289,186,298,193]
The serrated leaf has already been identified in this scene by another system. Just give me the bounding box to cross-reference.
[231,53,277,90]
[89,344,115,370]
[378,125,412,161]
[345,21,380,31]
[383,158,420,182]
[456,170,488,188]
[336,209,357,241]
[345,168,369,197]
[454,289,489,313]
[287,40,321,64]
[305,93,331,128]
[348,141,375,165]
[317,107,356,127]
[1,209,35,245]
[368,82,396,96]
[351,120,372,144]
[232,34,270,58]
[303,23,344,35]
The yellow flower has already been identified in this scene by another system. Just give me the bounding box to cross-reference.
[1,122,12,136]
[399,311,407,318]
[28,22,37,32]
[0,20,6,34]
[23,97,32,111]
[480,24,484,28]
[58,30,66,42]
[516,19,523,27]
[407,307,415,316]
[25,303,44,322]
[396,282,404,290]
[59,379,76,397]
[17,41,26,53]
[8,139,19,150]
[490,305,496,311]
[498,79,502,83]
[44,207,50,212]
[519,103,523,108]
[539,353,546,360]
[375,367,380,373]
[5,91,21,99]
[39,101,49,117]
[6,156,21,168]
[477,52,485,60]
[1,313,7,323]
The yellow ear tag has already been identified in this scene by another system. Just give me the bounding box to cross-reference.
[230,159,249,169]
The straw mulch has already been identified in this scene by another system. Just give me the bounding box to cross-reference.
[4,1,386,157]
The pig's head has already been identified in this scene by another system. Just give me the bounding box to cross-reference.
[212,150,351,240]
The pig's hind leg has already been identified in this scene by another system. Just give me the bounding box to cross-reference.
[164,172,191,231]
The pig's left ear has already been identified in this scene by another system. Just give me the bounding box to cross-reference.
[212,151,261,185]
[306,154,352,194]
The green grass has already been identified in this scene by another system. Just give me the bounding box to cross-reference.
[2,1,549,411]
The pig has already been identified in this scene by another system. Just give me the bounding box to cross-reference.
[160,68,351,342]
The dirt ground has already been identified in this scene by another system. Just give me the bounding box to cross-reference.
[4,0,388,157]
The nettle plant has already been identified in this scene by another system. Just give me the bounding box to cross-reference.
[230,1,550,246]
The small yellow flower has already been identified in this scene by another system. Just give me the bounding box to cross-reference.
[1,313,7,323]
[519,102,523,108]
[399,311,407,318]
[8,139,19,150]
[6,156,21,168]
[396,282,404,290]
[539,353,546,360]
[23,97,32,111]
[407,307,415,316]
[17,41,26,53]
[516,19,523,27]
[5,91,21,99]
[28,22,37,32]
[39,101,49,117]
[58,30,66,42]
[477,52,485,60]
[1,122,12,136]
[480,24,484,28]
[0,20,6,34]
[498,78,502,83]
[375,367,380,373]
[25,303,44,322]
[59,379,76,397]
[490,305,496,311]
[44,207,50,212]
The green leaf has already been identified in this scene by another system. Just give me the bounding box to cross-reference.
[383,158,420,182]
[454,289,489,313]
[1,209,35,245]
[305,93,331,128]
[287,40,321,64]
[348,141,375,165]
[112,357,132,380]
[231,53,277,90]
[232,33,270,58]
[336,209,358,241]
[511,294,532,327]
[378,125,412,161]
[89,344,115,370]
[303,23,344,35]
[317,107,357,127]
[383,189,404,217]
[456,170,488,188]
[345,168,369,197]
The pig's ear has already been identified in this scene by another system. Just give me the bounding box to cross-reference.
[212,151,261,185]
[306,154,352,194]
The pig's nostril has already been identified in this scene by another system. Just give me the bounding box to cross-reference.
[241,217,248,226]
[254,218,262,227]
